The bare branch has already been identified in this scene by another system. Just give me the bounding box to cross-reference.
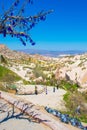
[0,0,53,46]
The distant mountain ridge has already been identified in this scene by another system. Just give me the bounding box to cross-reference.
[18,49,87,57]
[0,44,86,58]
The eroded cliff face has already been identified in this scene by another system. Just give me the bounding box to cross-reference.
[0,44,87,91]
[55,54,87,91]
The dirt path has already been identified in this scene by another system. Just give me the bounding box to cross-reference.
[0,99,51,130]
[16,87,66,111]
[0,91,84,130]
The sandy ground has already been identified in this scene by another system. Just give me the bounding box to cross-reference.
[0,119,50,130]
[16,87,67,111]
[13,87,87,130]
[0,99,51,130]
[0,91,87,130]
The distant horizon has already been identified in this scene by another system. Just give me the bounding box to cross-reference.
[17,47,87,57]
[0,43,87,58]
[16,47,87,52]
[1,43,87,52]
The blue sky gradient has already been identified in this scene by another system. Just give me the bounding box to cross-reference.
[0,0,87,51]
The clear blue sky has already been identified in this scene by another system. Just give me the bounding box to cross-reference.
[0,0,87,51]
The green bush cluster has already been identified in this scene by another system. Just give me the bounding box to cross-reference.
[62,81,87,123]
[33,65,46,79]
[59,80,78,91]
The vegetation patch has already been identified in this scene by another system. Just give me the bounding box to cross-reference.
[0,65,21,82]
[54,80,87,123]
[58,80,79,91]
[0,65,22,92]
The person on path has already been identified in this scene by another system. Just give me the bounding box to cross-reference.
[45,86,48,95]
[0,91,1,98]
[35,86,38,95]
[75,105,81,114]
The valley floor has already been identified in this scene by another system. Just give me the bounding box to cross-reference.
[1,88,87,130]
[16,87,66,111]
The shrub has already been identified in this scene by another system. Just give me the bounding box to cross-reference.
[0,65,21,82]
[63,91,87,122]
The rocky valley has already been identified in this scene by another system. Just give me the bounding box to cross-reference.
[0,44,87,130]
[0,44,87,91]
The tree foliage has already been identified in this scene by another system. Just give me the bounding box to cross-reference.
[0,0,53,46]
